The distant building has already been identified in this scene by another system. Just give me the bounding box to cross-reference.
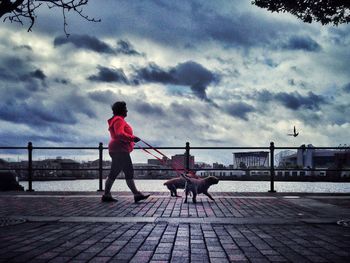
[171,154,194,171]
[8,157,81,179]
[279,144,350,177]
[197,170,245,177]
[147,157,169,166]
[280,144,350,169]
[194,162,211,169]
[212,162,225,169]
[133,163,175,178]
[233,151,269,169]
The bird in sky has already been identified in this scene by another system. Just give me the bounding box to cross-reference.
[287,126,299,137]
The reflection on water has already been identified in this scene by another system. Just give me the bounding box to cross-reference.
[19,179,350,193]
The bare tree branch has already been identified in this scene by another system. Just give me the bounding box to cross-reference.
[0,0,100,36]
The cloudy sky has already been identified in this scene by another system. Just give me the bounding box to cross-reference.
[0,0,349,163]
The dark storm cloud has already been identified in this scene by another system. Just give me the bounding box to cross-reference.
[169,102,196,117]
[88,90,116,104]
[0,56,28,81]
[0,55,47,87]
[343,83,350,93]
[65,0,296,50]
[0,131,66,147]
[54,78,70,85]
[0,86,31,100]
[88,66,129,84]
[0,67,16,81]
[224,102,255,121]
[134,102,165,116]
[29,69,46,80]
[281,36,321,52]
[54,35,114,54]
[54,35,143,56]
[0,100,75,126]
[18,69,47,88]
[116,40,143,56]
[134,63,173,83]
[198,11,284,47]
[13,45,32,51]
[0,88,96,127]
[134,61,218,100]
[0,124,84,146]
[255,90,327,110]
[327,27,350,46]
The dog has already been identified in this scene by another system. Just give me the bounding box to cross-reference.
[164,172,199,197]
[182,175,219,203]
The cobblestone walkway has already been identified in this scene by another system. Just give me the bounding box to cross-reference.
[0,192,350,263]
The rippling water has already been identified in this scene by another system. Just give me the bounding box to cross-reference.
[19,179,350,193]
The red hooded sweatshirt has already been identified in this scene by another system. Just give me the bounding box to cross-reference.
[108,116,135,153]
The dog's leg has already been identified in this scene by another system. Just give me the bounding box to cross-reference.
[184,188,189,203]
[204,191,214,200]
[166,185,173,196]
[192,187,198,203]
[192,192,197,203]
[168,185,177,197]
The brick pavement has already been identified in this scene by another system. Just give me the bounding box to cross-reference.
[0,192,350,262]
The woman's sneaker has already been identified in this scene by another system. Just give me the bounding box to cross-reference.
[101,195,118,202]
[134,193,150,203]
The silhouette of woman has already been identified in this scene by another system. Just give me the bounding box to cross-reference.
[102,101,150,203]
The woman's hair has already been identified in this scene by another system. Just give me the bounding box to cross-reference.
[111,101,127,116]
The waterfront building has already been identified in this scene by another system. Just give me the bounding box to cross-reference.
[133,163,176,179]
[197,170,245,177]
[233,151,269,169]
[280,144,350,168]
[8,157,81,179]
[147,157,170,166]
[194,162,211,169]
[279,144,350,177]
[171,154,195,170]
[212,162,225,169]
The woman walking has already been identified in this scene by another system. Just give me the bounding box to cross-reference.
[102,101,150,203]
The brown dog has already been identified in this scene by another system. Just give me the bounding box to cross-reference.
[164,173,199,197]
[182,175,219,203]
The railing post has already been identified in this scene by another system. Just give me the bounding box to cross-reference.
[185,142,190,172]
[269,141,276,193]
[97,142,103,192]
[27,142,34,192]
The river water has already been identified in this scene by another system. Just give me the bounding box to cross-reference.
[19,180,350,193]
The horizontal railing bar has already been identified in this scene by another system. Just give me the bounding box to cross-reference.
[185,147,271,150]
[33,147,100,150]
[3,168,349,174]
[0,147,27,150]
[274,147,350,150]
[2,146,350,150]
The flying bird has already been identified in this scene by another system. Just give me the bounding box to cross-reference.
[287,126,299,137]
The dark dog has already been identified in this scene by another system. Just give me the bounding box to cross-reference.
[164,173,199,197]
[182,175,219,203]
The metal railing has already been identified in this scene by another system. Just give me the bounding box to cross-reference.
[1,142,350,192]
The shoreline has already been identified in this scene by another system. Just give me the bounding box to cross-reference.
[18,178,350,183]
